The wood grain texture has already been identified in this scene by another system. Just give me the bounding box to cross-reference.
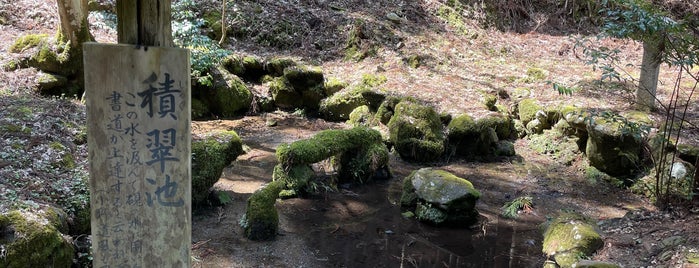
[84,43,190,267]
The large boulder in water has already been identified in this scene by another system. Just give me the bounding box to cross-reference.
[586,117,643,177]
[400,168,480,226]
[542,213,604,268]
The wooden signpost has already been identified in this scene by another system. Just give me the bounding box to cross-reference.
[84,43,191,267]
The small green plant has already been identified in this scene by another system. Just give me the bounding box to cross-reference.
[501,196,533,219]
[172,0,231,78]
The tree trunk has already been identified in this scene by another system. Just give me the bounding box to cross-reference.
[694,156,699,203]
[637,37,663,111]
[56,0,91,46]
[116,0,173,47]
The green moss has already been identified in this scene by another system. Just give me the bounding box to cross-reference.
[542,213,603,268]
[344,19,377,61]
[272,164,314,196]
[319,86,371,121]
[347,105,375,127]
[324,77,348,96]
[337,142,389,182]
[481,92,497,111]
[242,180,283,241]
[518,98,542,125]
[528,129,581,166]
[511,87,531,100]
[388,100,445,162]
[9,34,49,53]
[0,210,74,268]
[242,55,265,81]
[476,114,513,140]
[265,57,297,77]
[276,127,382,167]
[524,67,547,82]
[207,67,252,117]
[191,131,244,205]
[2,59,21,71]
[360,73,387,88]
[375,96,402,125]
[405,54,421,68]
[191,98,210,119]
[203,11,224,41]
[269,76,302,110]
[221,54,246,77]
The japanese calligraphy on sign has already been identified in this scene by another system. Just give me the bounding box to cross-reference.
[84,43,191,268]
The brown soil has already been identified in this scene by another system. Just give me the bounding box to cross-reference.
[2,1,699,268]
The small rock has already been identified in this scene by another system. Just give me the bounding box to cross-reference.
[386,12,401,23]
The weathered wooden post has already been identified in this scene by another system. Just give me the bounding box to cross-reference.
[84,0,191,266]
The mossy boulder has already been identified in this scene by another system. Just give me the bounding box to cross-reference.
[348,105,376,127]
[447,114,513,158]
[283,65,324,91]
[388,99,445,162]
[192,131,244,205]
[277,127,383,167]
[529,129,581,165]
[324,77,349,96]
[269,65,326,111]
[0,210,74,268]
[204,66,253,117]
[677,143,699,165]
[542,213,603,268]
[241,180,284,241]
[269,76,302,109]
[586,117,643,177]
[400,168,481,226]
[220,55,266,82]
[275,127,388,194]
[320,87,373,121]
[264,57,297,77]
[375,96,402,125]
[35,72,68,95]
[221,54,246,77]
[319,75,388,122]
[191,97,210,119]
[518,98,542,125]
[9,34,49,53]
[630,155,695,202]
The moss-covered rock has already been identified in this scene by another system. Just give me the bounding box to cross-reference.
[324,77,349,96]
[241,55,265,82]
[677,143,699,165]
[630,155,695,202]
[204,66,253,117]
[221,54,246,77]
[542,213,603,268]
[0,210,74,268]
[375,96,402,125]
[347,105,375,127]
[586,117,643,177]
[529,129,581,165]
[192,130,244,205]
[277,127,383,167]
[517,98,542,125]
[9,34,49,53]
[400,168,480,226]
[388,99,445,162]
[191,97,210,119]
[264,57,297,77]
[269,76,302,110]
[35,72,68,95]
[283,65,324,91]
[241,180,284,241]
[320,87,372,121]
[337,142,390,182]
[494,140,516,156]
[447,114,513,158]
[274,127,388,195]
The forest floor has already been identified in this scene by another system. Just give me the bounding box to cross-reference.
[1,0,699,267]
